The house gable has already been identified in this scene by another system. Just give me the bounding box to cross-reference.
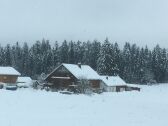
[45,64,78,86]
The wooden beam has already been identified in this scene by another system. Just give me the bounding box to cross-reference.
[51,76,71,79]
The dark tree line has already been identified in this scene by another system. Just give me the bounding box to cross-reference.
[0,38,168,84]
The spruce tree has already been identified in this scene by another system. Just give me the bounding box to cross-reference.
[68,41,75,64]
[60,40,68,63]
[97,38,116,76]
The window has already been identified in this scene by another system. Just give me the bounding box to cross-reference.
[3,76,7,79]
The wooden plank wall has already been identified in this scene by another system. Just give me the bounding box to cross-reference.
[0,75,18,83]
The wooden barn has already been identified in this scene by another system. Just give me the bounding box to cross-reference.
[45,63,102,92]
[100,76,140,92]
[0,67,21,84]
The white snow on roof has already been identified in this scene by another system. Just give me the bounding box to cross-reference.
[62,64,100,80]
[126,83,141,88]
[17,77,32,83]
[100,76,126,86]
[17,77,33,87]
[0,67,21,76]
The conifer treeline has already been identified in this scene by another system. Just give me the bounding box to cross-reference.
[0,38,168,84]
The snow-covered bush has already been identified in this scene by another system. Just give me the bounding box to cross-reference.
[77,77,93,95]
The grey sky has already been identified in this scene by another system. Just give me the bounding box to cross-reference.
[0,0,168,48]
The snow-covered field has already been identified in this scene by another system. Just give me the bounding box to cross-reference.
[0,84,168,126]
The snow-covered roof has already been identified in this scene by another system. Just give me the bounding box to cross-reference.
[17,77,33,87]
[17,77,32,83]
[100,76,126,86]
[126,83,141,88]
[0,67,21,76]
[62,64,100,80]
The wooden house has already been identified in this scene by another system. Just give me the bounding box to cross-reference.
[100,76,140,92]
[0,67,21,84]
[45,63,102,91]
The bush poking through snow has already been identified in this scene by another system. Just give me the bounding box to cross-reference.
[77,78,93,95]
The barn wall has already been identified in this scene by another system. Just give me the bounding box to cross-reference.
[46,65,77,89]
[0,75,18,83]
[115,86,127,92]
[89,80,101,89]
[106,86,126,92]
[107,86,116,92]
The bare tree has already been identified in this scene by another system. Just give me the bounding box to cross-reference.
[77,77,93,95]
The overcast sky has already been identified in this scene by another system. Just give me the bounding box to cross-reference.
[0,0,168,48]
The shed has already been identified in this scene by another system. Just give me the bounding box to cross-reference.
[100,76,140,92]
[100,76,127,92]
[17,77,33,88]
[0,67,21,84]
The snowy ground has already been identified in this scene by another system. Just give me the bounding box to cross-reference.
[0,84,168,126]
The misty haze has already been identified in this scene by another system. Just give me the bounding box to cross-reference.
[0,0,168,47]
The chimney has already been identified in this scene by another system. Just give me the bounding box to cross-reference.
[78,63,81,68]
[106,76,108,80]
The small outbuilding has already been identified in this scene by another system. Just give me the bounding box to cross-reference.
[100,76,140,92]
[17,77,33,88]
[0,67,21,84]
[100,76,127,92]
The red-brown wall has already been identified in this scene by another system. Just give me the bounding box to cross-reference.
[0,75,18,83]
[89,80,101,89]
